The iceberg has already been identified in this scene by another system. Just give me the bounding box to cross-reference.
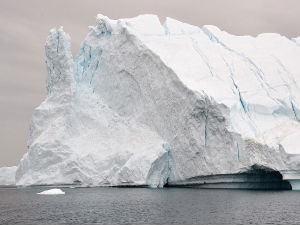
[2,14,300,189]
[0,166,17,186]
[37,188,65,195]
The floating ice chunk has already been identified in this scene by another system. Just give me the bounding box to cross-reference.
[37,188,65,195]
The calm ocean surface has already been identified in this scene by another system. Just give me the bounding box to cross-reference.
[0,187,299,225]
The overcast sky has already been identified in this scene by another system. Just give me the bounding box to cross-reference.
[0,0,299,167]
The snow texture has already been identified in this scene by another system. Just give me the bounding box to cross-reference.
[2,15,300,189]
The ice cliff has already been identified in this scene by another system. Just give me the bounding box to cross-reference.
[3,15,300,189]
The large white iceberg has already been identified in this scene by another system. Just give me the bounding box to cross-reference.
[3,15,300,189]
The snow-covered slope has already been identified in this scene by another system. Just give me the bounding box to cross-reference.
[4,15,300,189]
[141,17,300,155]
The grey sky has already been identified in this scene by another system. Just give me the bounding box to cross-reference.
[0,0,299,167]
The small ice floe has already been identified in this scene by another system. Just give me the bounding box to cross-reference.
[37,188,65,195]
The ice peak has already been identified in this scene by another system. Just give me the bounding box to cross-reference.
[45,26,74,97]
[96,14,113,34]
